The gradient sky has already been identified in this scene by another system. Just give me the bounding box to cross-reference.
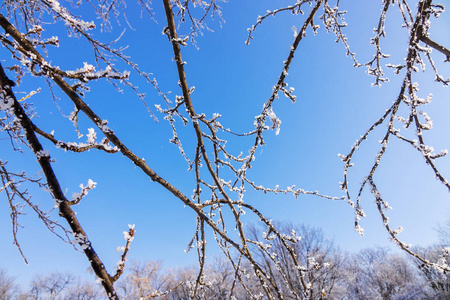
[1,0,450,285]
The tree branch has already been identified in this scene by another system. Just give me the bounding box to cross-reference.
[420,35,450,60]
[0,63,119,299]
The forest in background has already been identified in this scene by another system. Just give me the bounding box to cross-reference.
[2,221,450,299]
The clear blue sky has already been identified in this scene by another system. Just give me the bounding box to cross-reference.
[1,0,450,285]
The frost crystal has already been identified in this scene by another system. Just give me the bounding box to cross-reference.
[35,150,50,160]
[0,94,14,110]
[71,179,97,203]
[355,225,364,236]
[86,128,97,144]
[73,232,91,250]
[123,224,136,242]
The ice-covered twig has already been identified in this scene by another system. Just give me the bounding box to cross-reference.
[33,125,119,154]
[341,0,450,267]
[369,178,450,273]
[364,0,391,85]
[0,161,70,265]
[245,0,310,45]
[70,179,97,206]
[110,224,136,283]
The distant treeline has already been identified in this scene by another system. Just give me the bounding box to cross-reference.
[2,223,449,299]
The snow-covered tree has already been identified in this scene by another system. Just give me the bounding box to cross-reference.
[413,246,450,299]
[18,271,102,300]
[344,248,425,300]
[0,269,20,300]
[247,223,347,299]
[1,0,449,299]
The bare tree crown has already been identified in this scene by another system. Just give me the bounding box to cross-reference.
[1,0,449,299]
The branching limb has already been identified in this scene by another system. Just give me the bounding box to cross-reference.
[369,178,450,273]
[0,13,265,293]
[245,0,311,45]
[246,0,324,175]
[364,0,392,85]
[32,124,119,154]
[0,63,119,299]
[341,0,450,272]
[69,179,97,206]
[0,161,70,265]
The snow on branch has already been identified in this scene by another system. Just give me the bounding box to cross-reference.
[70,179,97,206]
[340,0,450,271]
[111,224,136,283]
[245,0,311,45]
[42,0,96,32]
[2,0,450,298]
[33,125,120,154]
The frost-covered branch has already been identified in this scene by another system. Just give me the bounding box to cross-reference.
[0,62,120,299]
[33,125,119,154]
[111,224,136,283]
[0,161,70,265]
[364,0,392,85]
[369,178,450,273]
[169,0,224,46]
[340,0,449,271]
[2,0,449,298]
[320,2,359,67]
[245,0,311,46]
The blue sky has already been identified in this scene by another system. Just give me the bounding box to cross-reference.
[1,0,450,285]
